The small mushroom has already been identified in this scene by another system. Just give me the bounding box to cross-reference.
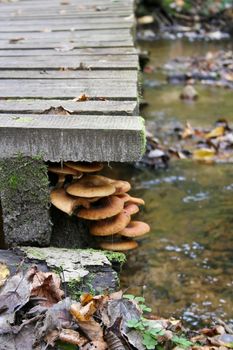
[65,161,103,173]
[90,211,131,236]
[50,188,91,215]
[99,240,138,251]
[118,221,150,238]
[77,195,124,220]
[124,203,139,215]
[94,175,131,194]
[66,175,116,198]
[117,193,145,206]
[48,165,82,187]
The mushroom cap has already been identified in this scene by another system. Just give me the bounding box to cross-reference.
[118,221,150,238]
[77,195,124,220]
[48,165,81,176]
[66,175,116,198]
[50,188,91,215]
[124,203,139,215]
[112,180,131,194]
[65,161,103,173]
[117,193,145,206]
[90,211,131,236]
[94,175,131,194]
[99,240,138,251]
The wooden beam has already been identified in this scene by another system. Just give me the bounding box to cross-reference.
[0,114,145,162]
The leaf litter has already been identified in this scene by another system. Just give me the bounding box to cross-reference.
[0,264,233,349]
[141,119,233,169]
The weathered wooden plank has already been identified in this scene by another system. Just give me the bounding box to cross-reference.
[0,22,132,32]
[0,11,133,19]
[0,28,131,40]
[0,114,145,162]
[0,47,137,56]
[0,5,133,13]
[0,17,133,27]
[0,1,133,11]
[0,55,138,70]
[0,69,138,80]
[0,100,138,115]
[0,79,137,98]
[0,40,134,49]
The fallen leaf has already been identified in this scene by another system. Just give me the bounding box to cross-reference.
[182,122,194,139]
[31,269,64,307]
[59,328,87,346]
[0,263,10,288]
[70,301,96,322]
[0,271,32,314]
[9,37,24,44]
[80,340,107,350]
[205,126,225,139]
[78,318,104,342]
[41,106,72,115]
[193,148,216,161]
[73,94,90,102]
[80,293,94,306]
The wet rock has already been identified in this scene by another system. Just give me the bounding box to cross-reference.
[180,85,198,100]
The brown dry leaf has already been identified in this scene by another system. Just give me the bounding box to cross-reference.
[73,94,90,102]
[31,270,64,307]
[109,290,123,300]
[70,301,96,322]
[44,330,59,347]
[80,293,94,306]
[41,106,72,115]
[9,37,24,44]
[78,317,104,341]
[0,263,10,288]
[193,148,216,161]
[80,340,107,350]
[0,269,33,314]
[205,126,225,139]
[181,122,194,139]
[59,328,87,346]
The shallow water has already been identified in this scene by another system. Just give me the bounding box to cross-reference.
[141,39,233,128]
[120,38,233,327]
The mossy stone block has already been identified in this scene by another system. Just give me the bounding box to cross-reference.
[0,156,51,246]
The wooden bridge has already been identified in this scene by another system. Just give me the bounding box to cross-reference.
[0,0,144,162]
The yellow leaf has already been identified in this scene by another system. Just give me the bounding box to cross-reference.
[193,148,216,161]
[205,126,225,139]
[181,122,194,139]
[70,301,97,322]
[0,263,10,288]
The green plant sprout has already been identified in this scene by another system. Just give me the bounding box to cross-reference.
[124,294,193,350]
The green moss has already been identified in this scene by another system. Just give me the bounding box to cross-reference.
[67,279,83,300]
[102,250,126,265]
[0,155,49,211]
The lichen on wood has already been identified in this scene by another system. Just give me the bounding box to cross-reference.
[20,246,121,297]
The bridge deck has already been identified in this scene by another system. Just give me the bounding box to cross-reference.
[0,0,144,162]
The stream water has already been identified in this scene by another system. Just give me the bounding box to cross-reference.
[119,38,233,327]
